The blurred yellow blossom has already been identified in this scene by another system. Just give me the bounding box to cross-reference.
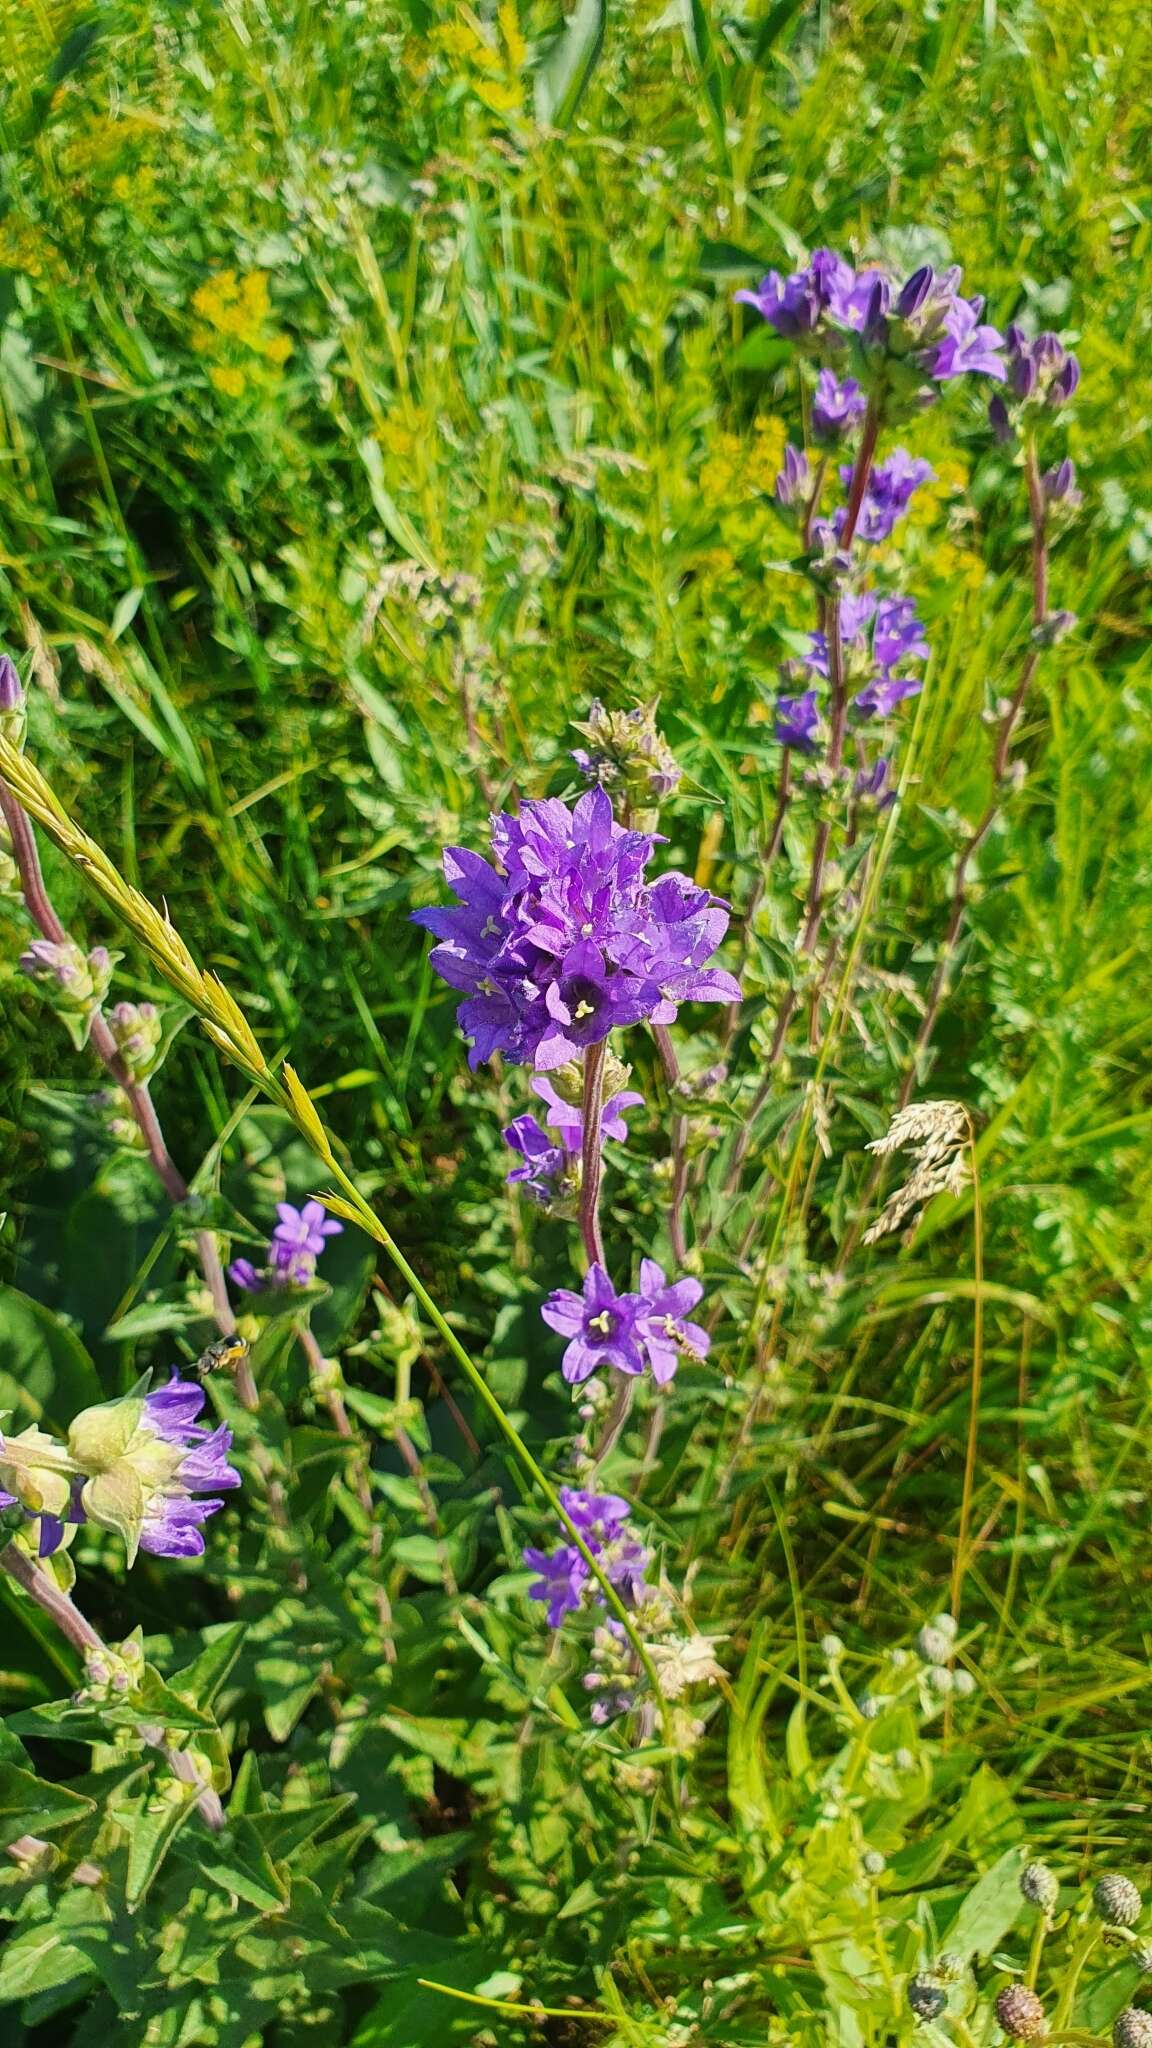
[191,268,292,388]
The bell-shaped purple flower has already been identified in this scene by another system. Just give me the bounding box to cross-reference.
[812,369,867,445]
[774,689,822,753]
[635,1259,710,1385]
[523,1543,586,1626]
[540,1264,645,1383]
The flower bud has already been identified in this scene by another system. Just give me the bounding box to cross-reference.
[819,1632,844,1661]
[988,392,1013,443]
[1049,355,1080,402]
[907,1975,947,2021]
[995,1986,1047,2039]
[108,1000,163,1080]
[5,1833,54,1874]
[1113,2013,1152,2048]
[1020,1861,1060,1913]
[862,1849,886,1876]
[897,265,934,318]
[1095,1874,1143,1928]
[1041,458,1079,505]
[774,442,810,509]
[0,654,24,744]
[570,700,681,822]
[1133,1944,1152,1975]
[916,1622,953,1665]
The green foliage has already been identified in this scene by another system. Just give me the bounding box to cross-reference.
[0,0,1150,2040]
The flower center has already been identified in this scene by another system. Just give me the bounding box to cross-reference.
[588,1311,616,1339]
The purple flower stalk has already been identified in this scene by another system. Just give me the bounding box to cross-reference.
[524,1486,651,1626]
[839,449,934,544]
[414,788,739,1071]
[736,249,1006,391]
[797,591,928,721]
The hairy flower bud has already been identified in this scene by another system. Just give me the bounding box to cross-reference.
[1113,2013,1152,2048]
[916,1622,953,1664]
[1095,1875,1143,1928]
[1020,1861,1060,1913]
[17,940,118,1048]
[570,700,682,823]
[995,1986,1047,2040]
[907,1975,947,2021]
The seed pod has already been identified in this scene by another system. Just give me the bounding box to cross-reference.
[1020,1862,1059,1914]
[995,1986,1047,2040]
[907,1975,947,2021]
[1113,2010,1152,2048]
[1095,1875,1143,1928]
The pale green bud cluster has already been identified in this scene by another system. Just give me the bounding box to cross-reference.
[108,1000,163,1081]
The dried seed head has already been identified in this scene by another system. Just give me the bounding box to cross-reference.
[864,1100,969,1244]
[1095,1875,1143,1928]
[995,1986,1047,2040]
[1020,1861,1060,1913]
[907,1975,947,2021]
[1113,2011,1152,2048]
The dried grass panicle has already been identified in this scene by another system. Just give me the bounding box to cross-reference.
[863,1099,970,1245]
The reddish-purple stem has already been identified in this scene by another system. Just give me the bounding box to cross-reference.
[0,778,246,1388]
[579,1039,607,1268]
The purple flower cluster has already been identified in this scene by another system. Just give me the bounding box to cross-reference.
[990,327,1081,440]
[504,1075,643,1205]
[541,1259,710,1387]
[776,590,929,744]
[229,1200,343,1294]
[413,788,740,1070]
[523,1485,650,1627]
[135,1374,241,1558]
[1,1375,241,1564]
[737,250,1007,386]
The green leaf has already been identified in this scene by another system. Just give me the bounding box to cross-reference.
[165,1623,247,1712]
[358,438,436,570]
[533,0,606,130]
[0,1763,96,1844]
[945,1845,1027,1961]
[0,1286,102,1431]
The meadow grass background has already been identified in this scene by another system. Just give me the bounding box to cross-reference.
[1,0,1152,2042]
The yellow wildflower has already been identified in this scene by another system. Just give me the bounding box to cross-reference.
[209,364,247,398]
